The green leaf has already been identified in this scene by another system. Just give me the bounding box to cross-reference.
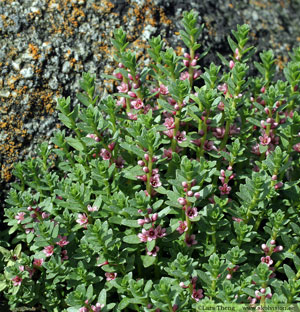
[119,142,145,158]
[283,264,296,280]
[121,219,140,228]
[141,255,156,268]
[146,239,156,252]
[118,297,130,310]
[123,235,141,244]
[97,289,107,305]
[65,137,84,151]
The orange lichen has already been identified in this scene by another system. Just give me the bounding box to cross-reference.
[28,43,41,60]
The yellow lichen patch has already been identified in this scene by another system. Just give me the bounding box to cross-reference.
[28,43,41,60]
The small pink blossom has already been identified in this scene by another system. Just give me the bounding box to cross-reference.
[116,97,126,108]
[117,82,129,93]
[251,143,261,155]
[204,140,217,151]
[41,212,50,219]
[146,246,160,256]
[219,183,231,195]
[87,205,98,212]
[159,84,169,95]
[259,133,271,146]
[213,127,226,139]
[185,207,198,219]
[100,149,111,160]
[217,83,228,95]
[138,229,149,242]
[191,289,204,302]
[147,227,158,241]
[232,217,243,223]
[33,258,44,267]
[193,69,202,79]
[105,272,117,281]
[177,197,187,205]
[79,307,88,312]
[293,143,300,152]
[43,245,54,257]
[131,98,144,110]
[164,117,175,129]
[163,129,174,139]
[56,235,69,247]
[91,303,105,312]
[175,131,186,143]
[15,212,26,224]
[155,225,166,238]
[76,213,89,228]
[150,174,162,188]
[127,112,137,120]
[261,256,273,267]
[12,276,22,286]
[176,221,188,234]
[61,250,68,261]
[184,234,197,247]
[180,71,190,80]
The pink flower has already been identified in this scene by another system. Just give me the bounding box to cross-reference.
[163,148,173,160]
[232,217,243,223]
[251,143,261,155]
[100,149,111,160]
[213,127,226,139]
[33,258,44,267]
[146,246,160,256]
[41,212,50,219]
[155,225,166,238]
[116,97,126,108]
[76,213,89,228]
[180,71,190,80]
[219,183,231,195]
[147,227,158,241]
[12,276,22,286]
[87,205,98,212]
[91,303,105,312]
[193,69,202,79]
[259,133,271,146]
[159,84,169,95]
[150,174,162,188]
[176,221,188,234]
[203,140,217,151]
[43,245,54,257]
[138,229,149,242]
[164,117,175,129]
[61,250,68,261]
[175,131,186,143]
[229,124,240,135]
[177,197,187,205]
[184,234,197,247]
[56,235,69,247]
[117,82,129,93]
[105,272,117,281]
[131,98,144,110]
[127,112,137,120]
[191,289,204,301]
[163,129,174,139]
[114,156,125,168]
[293,143,300,152]
[15,212,26,224]
[261,256,273,267]
[217,83,228,95]
[79,307,89,312]
[185,207,198,219]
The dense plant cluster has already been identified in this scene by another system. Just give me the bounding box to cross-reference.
[1,10,300,312]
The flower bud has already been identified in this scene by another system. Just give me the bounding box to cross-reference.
[266,293,272,299]
[143,167,149,173]
[138,219,145,226]
[183,59,189,67]
[151,213,158,221]
[147,208,152,214]
[274,182,283,189]
[184,53,191,59]
[194,192,200,199]
[191,59,197,66]
[177,197,187,205]
[226,274,232,280]
[144,154,149,161]
[187,191,193,197]
[182,181,188,188]
[271,175,277,181]
[229,60,235,69]
[264,107,270,114]
[138,160,145,166]
[128,91,137,98]
[260,288,266,294]
[261,86,266,93]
